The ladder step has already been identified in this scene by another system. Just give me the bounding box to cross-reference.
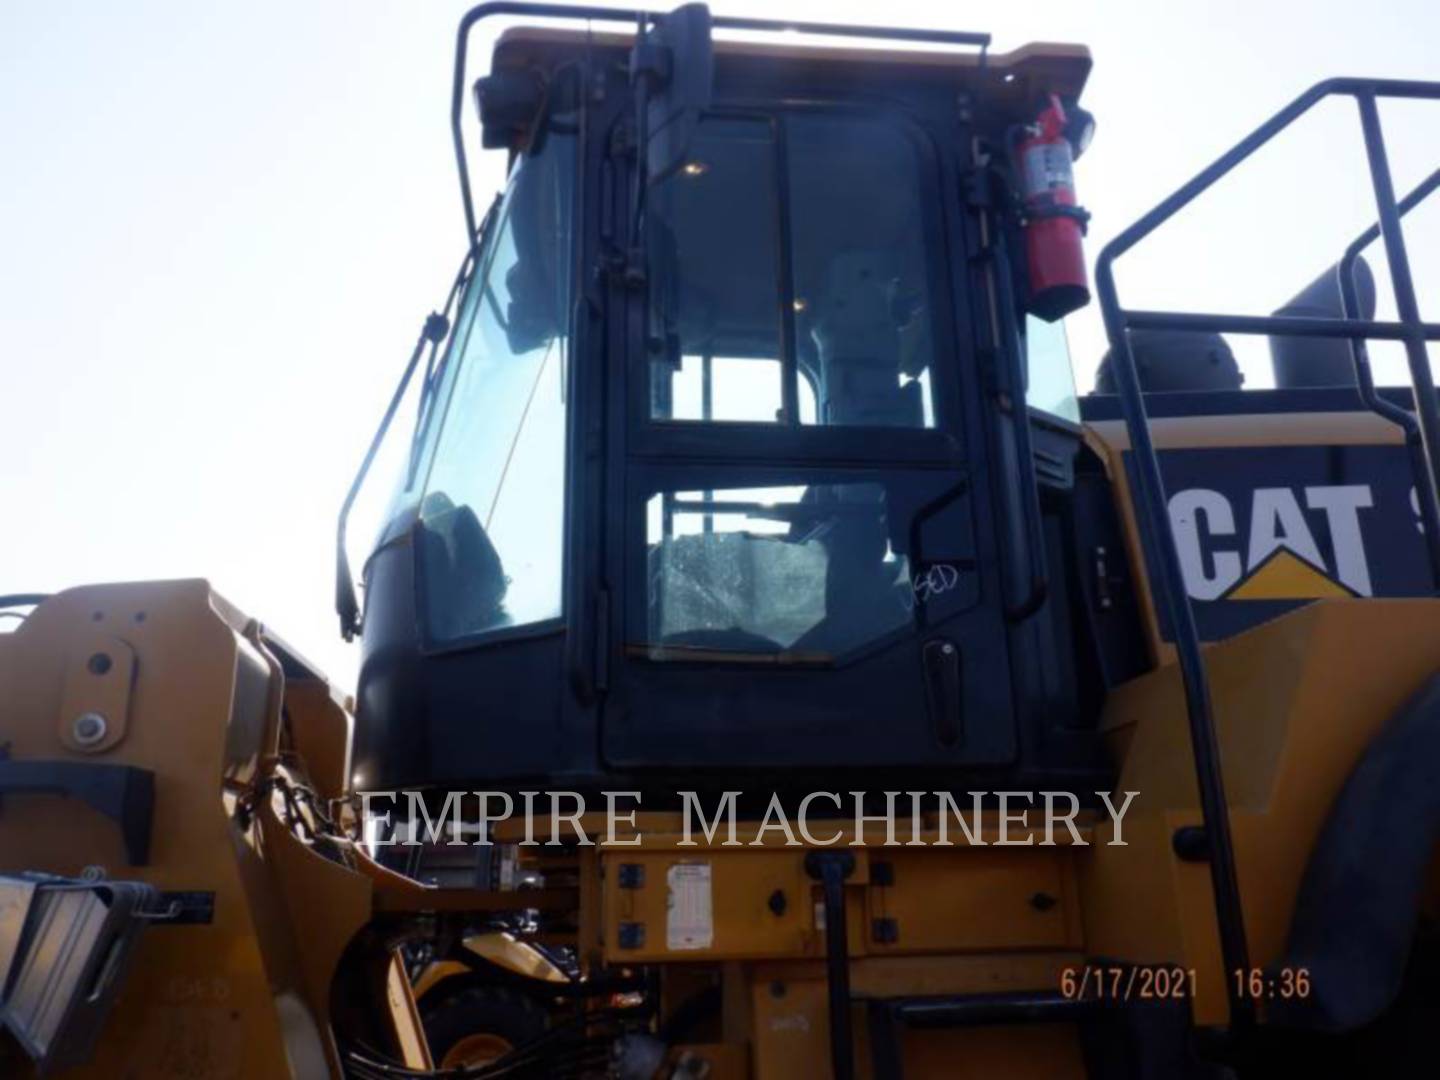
[875,990,1098,1030]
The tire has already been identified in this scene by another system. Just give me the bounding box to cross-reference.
[421,983,549,1070]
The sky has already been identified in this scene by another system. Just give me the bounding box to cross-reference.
[2,0,1437,690]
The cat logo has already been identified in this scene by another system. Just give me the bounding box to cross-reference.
[1168,485,1374,602]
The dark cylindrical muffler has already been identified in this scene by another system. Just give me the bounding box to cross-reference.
[1269,257,1376,388]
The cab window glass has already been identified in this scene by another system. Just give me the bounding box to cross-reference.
[648,116,785,423]
[647,111,942,431]
[1024,315,1080,422]
[644,482,913,657]
[415,132,575,643]
[788,114,937,428]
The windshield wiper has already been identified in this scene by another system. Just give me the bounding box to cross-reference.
[334,193,510,641]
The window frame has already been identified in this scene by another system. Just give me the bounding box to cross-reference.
[630,100,967,466]
[410,137,579,656]
[625,460,981,669]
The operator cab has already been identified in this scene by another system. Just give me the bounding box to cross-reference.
[351,6,1143,796]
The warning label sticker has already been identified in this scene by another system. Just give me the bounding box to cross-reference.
[666,863,713,951]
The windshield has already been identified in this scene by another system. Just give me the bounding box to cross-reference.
[407,128,576,645]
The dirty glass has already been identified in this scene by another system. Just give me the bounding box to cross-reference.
[646,111,942,430]
[644,482,913,657]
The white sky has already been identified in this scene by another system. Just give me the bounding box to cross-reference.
[3,0,1437,690]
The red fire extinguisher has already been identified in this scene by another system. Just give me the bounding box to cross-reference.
[1013,94,1094,321]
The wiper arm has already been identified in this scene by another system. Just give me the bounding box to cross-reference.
[335,311,452,641]
[335,201,502,642]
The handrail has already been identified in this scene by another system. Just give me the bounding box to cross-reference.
[1095,76,1440,1035]
[1339,166,1440,586]
[450,1,989,239]
[0,593,50,609]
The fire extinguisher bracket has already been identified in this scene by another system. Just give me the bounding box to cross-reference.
[1025,203,1091,234]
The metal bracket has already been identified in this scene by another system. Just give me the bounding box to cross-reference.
[152,891,216,925]
[805,850,857,1080]
[0,756,155,866]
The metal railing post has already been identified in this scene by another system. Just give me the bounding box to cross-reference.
[1356,95,1440,562]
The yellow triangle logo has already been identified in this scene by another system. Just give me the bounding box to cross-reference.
[1225,549,1355,601]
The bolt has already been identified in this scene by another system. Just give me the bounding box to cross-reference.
[72,712,108,746]
[87,652,112,675]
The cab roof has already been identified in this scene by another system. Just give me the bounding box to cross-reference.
[491,25,1091,117]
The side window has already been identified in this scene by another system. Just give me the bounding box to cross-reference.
[416,135,574,643]
[1023,315,1080,422]
[647,111,943,431]
[788,114,937,429]
[648,116,786,423]
[644,482,912,657]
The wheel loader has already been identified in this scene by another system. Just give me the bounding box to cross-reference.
[4,3,1440,1077]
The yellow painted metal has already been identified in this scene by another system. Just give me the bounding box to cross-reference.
[461,932,569,982]
[750,955,1088,1079]
[1083,408,1405,661]
[8,584,1438,1076]
[1082,598,1440,1025]
[282,678,353,803]
[56,630,135,754]
[863,848,1082,956]
[604,846,835,964]
[0,581,428,1078]
[599,841,1081,965]
[411,960,468,1002]
[386,949,434,1070]
[1224,549,1355,600]
[411,932,568,1002]
[440,1032,513,1069]
[0,582,319,1077]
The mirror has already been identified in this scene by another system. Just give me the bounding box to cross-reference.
[637,3,715,183]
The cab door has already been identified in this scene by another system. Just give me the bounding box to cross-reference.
[600,104,1017,771]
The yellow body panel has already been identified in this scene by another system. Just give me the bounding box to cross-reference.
[0,582,317,1077]
[1084,407,1407,660]
[0,581,428,1078]
[1084,598,1440,1025]
[750,957,1087,1079]
[598,841,1082,965]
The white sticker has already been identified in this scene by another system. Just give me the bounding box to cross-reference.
[666,863,713,950]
